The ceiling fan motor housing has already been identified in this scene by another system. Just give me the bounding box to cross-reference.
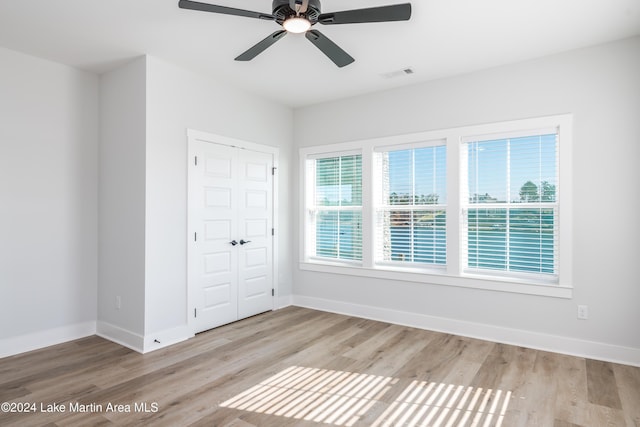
[272,0,321,24]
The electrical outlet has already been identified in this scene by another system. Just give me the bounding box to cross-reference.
[577,305,588,320]
[116,296,122,310]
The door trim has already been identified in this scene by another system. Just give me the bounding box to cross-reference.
[187,129,279,334]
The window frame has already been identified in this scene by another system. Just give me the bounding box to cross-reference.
[460,131,560,281]
[299,115,573,298]
[373,140,448,269]
[306,151,363,264]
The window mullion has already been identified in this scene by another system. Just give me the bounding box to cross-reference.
[448,135,462,276]
[410,150,416,262]
[538,135,543,271]
[306,159,317,259]
[336,156,342,258]
[361,147,375,268]
[506,138,511,272]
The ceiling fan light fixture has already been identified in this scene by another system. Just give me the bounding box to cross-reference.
[283,16,311,33]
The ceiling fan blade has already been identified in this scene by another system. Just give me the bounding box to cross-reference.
[305,30,355,68]
[235,31,287,61]
[179,0,274,20]
[318,3,411,25]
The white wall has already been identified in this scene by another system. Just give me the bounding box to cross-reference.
[2,51,293,356]
[0,47,99,357]
[96,55,294,352]
[97,57,147,348]
[292,36,640,365]
[143,57,294,349]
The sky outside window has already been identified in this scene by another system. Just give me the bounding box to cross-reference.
[387,145,447,204]
[467,134,557,203]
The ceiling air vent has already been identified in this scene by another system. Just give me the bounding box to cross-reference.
[381,67,414,79]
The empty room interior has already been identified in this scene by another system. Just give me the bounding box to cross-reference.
[1,0,639,425]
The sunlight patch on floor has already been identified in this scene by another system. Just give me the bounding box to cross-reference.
[220,366,511,427]
[372,380,512,427]
[220,366,396,426]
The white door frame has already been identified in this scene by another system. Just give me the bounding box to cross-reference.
[187,129,279,334]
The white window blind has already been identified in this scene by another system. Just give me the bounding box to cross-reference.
[375,144,447,266]
[311,154,363,261]
[461,132,559,278]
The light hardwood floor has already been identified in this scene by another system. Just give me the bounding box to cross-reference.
[1,307,639,426]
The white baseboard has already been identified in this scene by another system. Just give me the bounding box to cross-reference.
[5,321,194,357]
[96,321,144,353]
[0,321,96,359]
[97,322,193,354]
[5,299,637,367]
[293,295,640,367]
[143,325,193,353]
[275,294,293,310]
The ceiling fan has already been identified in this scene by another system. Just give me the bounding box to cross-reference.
[178,0,412,67]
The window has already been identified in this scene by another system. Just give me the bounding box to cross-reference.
[307,153,362,262]
[375,143,447,266]
[462,132,558,280]
[300,115,572,298]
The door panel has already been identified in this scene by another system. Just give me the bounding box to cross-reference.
[204,283,232,308]
[191,142,238,332]
[205,220,231,240]
[238,149,273,319]
[244,275,268,298]
[204,187,232,207]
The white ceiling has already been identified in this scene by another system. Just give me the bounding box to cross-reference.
[0,0,638,107]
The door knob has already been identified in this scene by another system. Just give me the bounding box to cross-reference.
[239,239,252,245]
[230,240,238,246]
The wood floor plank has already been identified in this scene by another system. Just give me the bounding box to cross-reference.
[0,384,31,403]
[342,325,428,377]
[470,343,537,391]
[48,411,114,427]
[586,359,623,409]
[0,336,113,383]
[392,332,465,381]
[552,353,589,426]
[554,420,583,427]
[613,363,640,426]
[339,319,391,352]
[585,402,627,426]
[1,307,639,427]
[0,338,127,387]
[519,351,562,427]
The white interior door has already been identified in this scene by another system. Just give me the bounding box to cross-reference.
[189,137,274,334]
[238,149,274,319]
[190,142,239,333]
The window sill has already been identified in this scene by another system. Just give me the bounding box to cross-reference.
[299,261,573,299]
